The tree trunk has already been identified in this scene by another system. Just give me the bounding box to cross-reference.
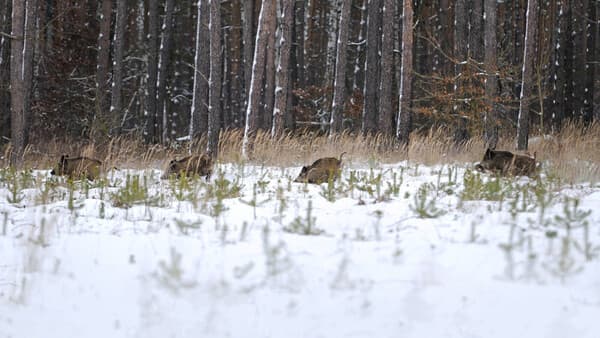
[397,0,413,146]
[243,0,275,157]
[22,0,36,146]
[352,0,366,92]
[329,0,351,135]
[207,0,221,157]
[324,0,338,89]
[469,0,483,62]
[484,0,498,148]
[304,0,318,86]
[295,0,305,87]
[571,0,588,120]
[454,0,469,144]
[157,0,175,144]
[10,0,26,165]
[190,0,209,139]
[230,0,243,128]
[110,0,127,134]
[95,0,112,135]
[362,0,381,134]
[439,0,454,77]
[595,0,600,121]
[144,0,159,143]
[262,9,277,131]
[0,0,11,141]
[516,0,539,150]
[377,0,394,135]
[242,0,254,103]
[272,0,294,137]
[551,0,568,129]
[394,0,402,107]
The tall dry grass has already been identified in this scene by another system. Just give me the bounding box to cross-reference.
[2,121,599,183]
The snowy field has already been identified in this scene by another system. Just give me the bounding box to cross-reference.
[0,161,599,338]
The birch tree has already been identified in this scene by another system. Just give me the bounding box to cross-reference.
[377,0,394,135]
[157,0,174,143]
[242,0,276,158]
[110,0,127,133]
[272,0,294,137]
[329,0,351,135]
[516,0,539,150]
[397,0,413,146]
[484,0,498,148]
[207,0,222,157]
[190,0,209,139]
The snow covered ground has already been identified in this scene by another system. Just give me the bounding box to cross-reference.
[0,161,599,338]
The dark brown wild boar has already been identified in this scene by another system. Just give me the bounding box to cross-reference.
[162,154,213,180]
[507,153,538,176]
[50,155,102,180]
[475,148,538,177]
[294,152,346,184]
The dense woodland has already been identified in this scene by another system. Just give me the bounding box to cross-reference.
[0,0,599,163]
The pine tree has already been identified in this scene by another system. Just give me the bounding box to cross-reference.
[207,0,222,157]
[516,0,539,150]
[144,0,159,143]
[397,0,413,146]
[190,0,209,139]
[110,0,128,134]
[272,0,295,136]
[157,0,175,143]
[243,0,276,157]
[95,0,112,135]
[484,0,498,148]
[329,0,351,134]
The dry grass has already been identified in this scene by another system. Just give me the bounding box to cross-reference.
[2,121,599,183]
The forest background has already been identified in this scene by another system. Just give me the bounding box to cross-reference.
[0,0,598,166]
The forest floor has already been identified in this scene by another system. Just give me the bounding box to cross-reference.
[0,154,599,337]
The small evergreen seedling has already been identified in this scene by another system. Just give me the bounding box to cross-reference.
[284,199,323,235]
[410,183,446,218]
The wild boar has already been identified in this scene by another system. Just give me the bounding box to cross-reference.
[507,153,538,177]
[50,155,102,180]
[161,154,213,180]
[475,148,538,177]
[294,152,346,184]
